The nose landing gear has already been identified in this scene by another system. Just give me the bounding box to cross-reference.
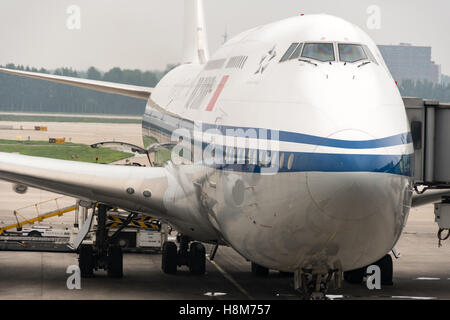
[294,268,342,300]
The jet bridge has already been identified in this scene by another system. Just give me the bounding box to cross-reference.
[404,97,450,188]
[404,98,450,244]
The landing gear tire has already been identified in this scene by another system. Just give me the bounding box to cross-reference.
[79,244,94,278]
[374,254,393,286]
[189,242,206,275]
[161,241,178,274]
[251,262,269,277]
[343,254,394,285]
[343,267,365,284]
[107,246,123,278]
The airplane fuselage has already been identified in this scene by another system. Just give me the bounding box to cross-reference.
[139,14,414,272]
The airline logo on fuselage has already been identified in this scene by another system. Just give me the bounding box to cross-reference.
[206,75,230,112]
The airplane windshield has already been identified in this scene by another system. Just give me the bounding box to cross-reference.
[280,43,300,62]
[289,43,304,60]
[363,45,379,65]
[301,43,335,62]
[280,43,304,62]
[338,44,367,63]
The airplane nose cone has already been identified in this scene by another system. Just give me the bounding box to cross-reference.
[304,129,413,269]
[307,170,382,221]
[306,129,382,220]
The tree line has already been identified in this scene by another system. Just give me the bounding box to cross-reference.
[399,79,450,103]
[0,64,176,115]
[441,75,450,86]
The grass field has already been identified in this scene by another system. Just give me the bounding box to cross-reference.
[0,139,134,164]
[0,114,141,124]
[143,136,172,166]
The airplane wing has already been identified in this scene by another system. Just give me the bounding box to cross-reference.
[412,190,450,207]
[0,152,168,217]
[0,68,152,100]
[0,67,161,214]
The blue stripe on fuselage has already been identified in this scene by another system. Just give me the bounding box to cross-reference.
[208,152,413,177]
[200,123,412,149]
[142,112,413,176]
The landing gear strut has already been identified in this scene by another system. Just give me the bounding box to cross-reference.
[161,235,206,275]
[78,204,135,278]
[294,268,342,300]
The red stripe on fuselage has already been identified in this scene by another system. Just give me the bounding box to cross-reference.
[206,75,229,112]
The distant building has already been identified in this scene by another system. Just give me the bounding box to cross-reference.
[441,74,450,86]
[378,43,441,84]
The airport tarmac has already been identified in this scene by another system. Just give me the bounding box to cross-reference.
[1,186,450,300]
[1,121,450,300]
[0,111,142,120]
[0,120,143,146]
[1,203,450,300]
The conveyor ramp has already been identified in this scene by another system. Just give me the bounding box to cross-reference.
[0,197,78,236]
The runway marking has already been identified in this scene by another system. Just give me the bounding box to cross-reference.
[207,257,254,300]
[326,294,344,300]
[391,296,436,300]
[275,293,297,297]
[204,292,227,297]
[336,294,437,300]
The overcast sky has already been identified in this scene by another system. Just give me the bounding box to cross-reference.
[0,0,449,74]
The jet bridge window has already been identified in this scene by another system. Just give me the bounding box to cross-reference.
[338,44,367,63]
[301,43,335,62]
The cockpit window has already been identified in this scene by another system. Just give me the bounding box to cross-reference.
[362,45,379,65]
[280,43,299,62]
[301,43,335,62]
[338,44,367,63]
[290,43,304,60]
[280,43,305,62]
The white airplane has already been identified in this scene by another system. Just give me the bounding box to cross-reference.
[0,0,442,298]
